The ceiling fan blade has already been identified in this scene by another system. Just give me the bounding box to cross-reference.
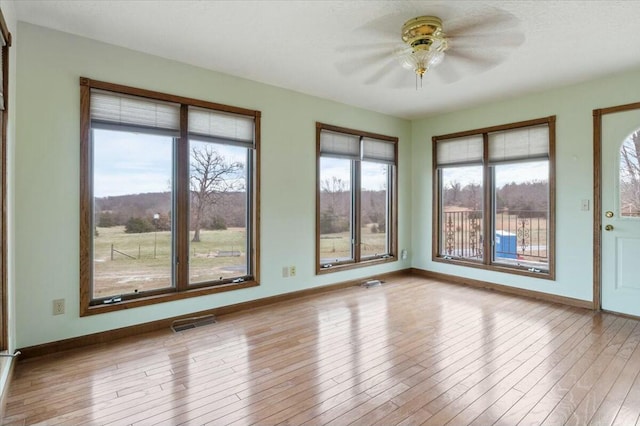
[335,50,395,76]
[445,8,520,37]
[391,68,433,90]
[449,32,525,49]
[432,59,461,84]
[391,72,413,89]
[335,41,397,54]
[356,12,410,38]
[356,4,456,38]
[337,4,523,88]
[446,49,504,69]
[434,48,509,84]
[364,58,399,85]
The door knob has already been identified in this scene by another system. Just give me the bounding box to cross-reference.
[605,224,614,231]
[605,211,614,218]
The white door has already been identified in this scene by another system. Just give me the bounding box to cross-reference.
[601,108,640,316]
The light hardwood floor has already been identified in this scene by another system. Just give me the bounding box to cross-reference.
[4,276,640,425]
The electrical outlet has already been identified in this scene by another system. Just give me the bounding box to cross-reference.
[289,266,296,277]
[53,299,65,315]
[282,266,289,278]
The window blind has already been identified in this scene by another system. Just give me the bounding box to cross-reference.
[319,130,360,160]
[362,137,395,164]
[489,124,549,163]
[436,135,483,167]
[90,89,180,136]
[188,107,255,148]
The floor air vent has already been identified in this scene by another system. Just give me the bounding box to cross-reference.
[361,279,383,288]
[171,314,216,332]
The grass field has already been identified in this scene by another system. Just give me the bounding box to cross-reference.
[95,224,386,298]
[319,225,387,262]
[93,226,247,298]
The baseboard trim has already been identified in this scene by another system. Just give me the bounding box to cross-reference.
[18,267,594,359]
[601,309,640,321]
[411,268,593,310]
[18,269,412,359]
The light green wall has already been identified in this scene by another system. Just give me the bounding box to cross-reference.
[14,23,412,348]
[16,20,640,349]
[412,67,640,302]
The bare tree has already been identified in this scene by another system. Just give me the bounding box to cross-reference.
[444,181,462,206]
[321,176,348,213]
[620,131,640,216]
[191,145,244,242]
[320,176,349,234]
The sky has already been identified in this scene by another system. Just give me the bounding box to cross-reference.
[93,129,247,198]
[443,161,549,188]
[94,128,547,199]
[93,130,172,197]
[321,157,548,194]
[321,157,389,192]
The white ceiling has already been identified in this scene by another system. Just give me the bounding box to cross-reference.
[13,0,640,119]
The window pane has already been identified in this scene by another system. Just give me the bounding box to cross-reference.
[319,157,352,264]
[493,161,549,270]
[189,140,248,284]
[361,161,389,258]
[620,131,640,217]
[440,166,483,260]
[92,129,173,299]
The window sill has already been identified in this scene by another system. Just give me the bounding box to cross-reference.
[316,256,397,275]
[81,280,259,316]
[432,256,554,281]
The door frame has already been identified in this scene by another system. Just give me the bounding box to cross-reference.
[593,101,640,312]
[0,10,9,350]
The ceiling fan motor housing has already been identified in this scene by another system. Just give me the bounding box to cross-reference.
[396,15,449,81]
[401,16,446,51]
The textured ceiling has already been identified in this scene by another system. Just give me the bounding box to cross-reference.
[13,0,640,119]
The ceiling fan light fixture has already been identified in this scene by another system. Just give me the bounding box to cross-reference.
[397,15,448,83]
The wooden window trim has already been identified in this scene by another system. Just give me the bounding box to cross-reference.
[0,9,10,350]
[79,78,261,316]
[432,116,556,280]
[315,122,398,275]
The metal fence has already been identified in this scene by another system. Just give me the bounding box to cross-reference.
[442,210,548,261]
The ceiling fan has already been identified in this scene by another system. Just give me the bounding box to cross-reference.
[395,16,448,85]
[336,6,524,89]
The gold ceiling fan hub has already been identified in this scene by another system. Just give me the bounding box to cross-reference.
[401,16,446,50]
[397,15,448,86]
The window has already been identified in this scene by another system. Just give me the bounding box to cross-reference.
[0,10,10,349]
[620,130,640,217]
[316,123,397,273]
[80,78,260,315]
[433,116,555,279]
